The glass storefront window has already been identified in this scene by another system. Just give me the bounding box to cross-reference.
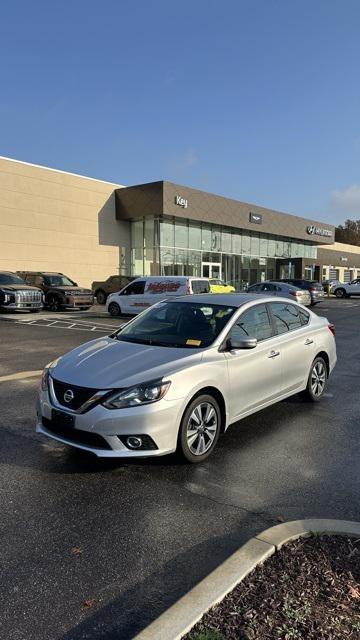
[268,238,276,257]
[212,227,221,252]
[275,238,284,256]
[175,220,188,248]
[189,224,202,250]
[232,231,242,255]
[242,233,251,254]
[201,226,212,250]
[250,233,260,256]
[260,236,268,257]
[160,247,175,275]
[221,229,232,253]
[160,219,174,246]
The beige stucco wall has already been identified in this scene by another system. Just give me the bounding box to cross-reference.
[0,156,129,289]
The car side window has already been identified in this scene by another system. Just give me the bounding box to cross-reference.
[261,283,275,291]
[230,304,273,342]
[248,284,261,292]
[299,309,310,326]
[121,281,145,296]
[192,280,210,294]
[269,302,302,334]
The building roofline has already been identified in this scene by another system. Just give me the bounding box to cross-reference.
[0,155,124,187]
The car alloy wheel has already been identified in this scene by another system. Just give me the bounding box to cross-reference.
[108,302,121,316]
[178,394,221,463]
[48,295,61,312]
[335,288,345,298]
[304,357,327,402]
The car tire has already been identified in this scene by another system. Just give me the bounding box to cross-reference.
[108,301,121,316]
[47,295,62,312]
[177,394,221,463]
[335,288,346,298]
[95,289,107,305]
[303,356,328,402]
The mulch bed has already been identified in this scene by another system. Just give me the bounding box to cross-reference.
[185,535,360,640]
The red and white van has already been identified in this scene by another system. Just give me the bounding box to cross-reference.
[106,276,210,316]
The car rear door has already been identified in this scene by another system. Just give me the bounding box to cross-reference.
[268,302,315,394]
[224,303,283,420]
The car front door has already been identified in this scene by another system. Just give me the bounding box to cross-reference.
[224,303,283,421]
[118,280,146,313]
[347,279,360,295]
[268,302,315,394]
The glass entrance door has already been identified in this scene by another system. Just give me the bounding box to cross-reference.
[202,262,222,279]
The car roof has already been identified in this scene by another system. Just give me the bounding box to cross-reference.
[172,293,278,307]
[21,271,63,275]
[0,271,17,275]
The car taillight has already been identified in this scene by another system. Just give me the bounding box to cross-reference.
[289,290,302,297]
[328,323,335,336]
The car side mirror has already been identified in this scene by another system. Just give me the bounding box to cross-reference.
[227,337,257,350]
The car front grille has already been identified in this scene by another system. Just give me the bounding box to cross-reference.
[51,378,101,411]
[15,290,42,303]
[42,417,112,450]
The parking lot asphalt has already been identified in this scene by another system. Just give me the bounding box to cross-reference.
[1,298,360,640]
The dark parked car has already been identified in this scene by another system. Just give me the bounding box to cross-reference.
[17,272,94,312]
[91,275,137,305]
[247,281,311,306]
[0,271,43,312]
[271,279,324,305]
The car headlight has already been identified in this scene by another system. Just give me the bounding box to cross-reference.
[40,367,50,391]
[102,379,171,409]
[40,357,62,391]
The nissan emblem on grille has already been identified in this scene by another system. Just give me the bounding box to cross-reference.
[63,389,74,403]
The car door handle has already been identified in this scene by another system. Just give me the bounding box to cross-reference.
[268,350,280,358]
[304,338,314,345]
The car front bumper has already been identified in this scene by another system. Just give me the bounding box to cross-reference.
[36,389,184,458]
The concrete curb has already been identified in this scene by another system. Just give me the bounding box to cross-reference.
[133,519,360,640]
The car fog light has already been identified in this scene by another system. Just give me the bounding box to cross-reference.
[126,436,143,449]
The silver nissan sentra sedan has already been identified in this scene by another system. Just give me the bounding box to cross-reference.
[36,294,337,463]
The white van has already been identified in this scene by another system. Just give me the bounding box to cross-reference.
[106,276,210,316]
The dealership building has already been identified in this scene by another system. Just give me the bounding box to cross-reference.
[1,155,360,289]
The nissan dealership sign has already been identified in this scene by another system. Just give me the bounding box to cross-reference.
[306,225,332,238]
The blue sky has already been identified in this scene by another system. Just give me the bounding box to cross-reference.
[1,0,359,225]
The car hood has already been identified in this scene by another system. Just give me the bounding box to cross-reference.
[50,337,203,389]
[1,284,42,292]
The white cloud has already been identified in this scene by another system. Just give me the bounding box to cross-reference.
[331,185,360,214]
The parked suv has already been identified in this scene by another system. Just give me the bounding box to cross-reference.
[0,271,43,312]
[271,279,324,305]
[18,272,94,311]
[91,275,136,305]
[333,278,360,298]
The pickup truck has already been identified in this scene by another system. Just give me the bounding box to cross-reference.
[91,275,136,304]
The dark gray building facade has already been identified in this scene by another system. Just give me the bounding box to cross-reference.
[116,181,335,287]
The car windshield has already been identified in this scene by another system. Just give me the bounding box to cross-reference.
[0,273,26,285]
[44,275,76,286]
[210,279,224,285]
[114,301,237,348]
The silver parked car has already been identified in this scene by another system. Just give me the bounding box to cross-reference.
[247,281,311,306]
[37,294,337,463]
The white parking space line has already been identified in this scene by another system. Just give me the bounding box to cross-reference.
[12,317,119,332]
[0,370,42,383]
